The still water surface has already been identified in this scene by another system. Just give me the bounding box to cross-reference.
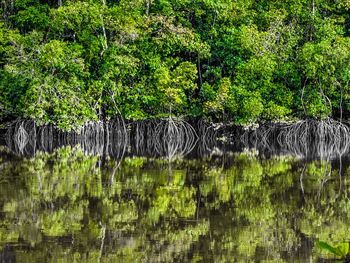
[0,126,349,262]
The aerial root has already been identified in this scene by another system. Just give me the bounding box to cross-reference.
[165,118,197,159]
[77,118,127,158]
[6,118,350,160]
[6,120,36,155]
[196,119,219,157]
[5,117,128,158]
[248,119,350,159]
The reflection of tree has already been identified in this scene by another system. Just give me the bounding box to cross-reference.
[1,147,350,261]
[195,154,350,262]
[0,147,208,262]
[300,160,350,247]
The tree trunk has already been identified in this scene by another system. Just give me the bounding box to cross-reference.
[146,0,150,16]
[197,54,203,88]
[100,0,108,56]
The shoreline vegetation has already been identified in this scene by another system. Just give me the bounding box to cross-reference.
[2,1,350,130]
[2,117,350,161]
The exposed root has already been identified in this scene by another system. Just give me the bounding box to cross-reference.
[196,120,219,157]
[154,117,198,160]
[5,118,128,159]
[6,120,35,155]
[247,119,350,160]
[5,118,350,160]
[5,117,200,160]
[129,118,198,159]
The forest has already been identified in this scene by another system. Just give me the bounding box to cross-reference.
[1,0,350,130]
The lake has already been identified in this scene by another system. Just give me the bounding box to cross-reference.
[0,120,349,262]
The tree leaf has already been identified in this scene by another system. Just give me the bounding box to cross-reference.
[316,240,342,257]
[335,243,349,257]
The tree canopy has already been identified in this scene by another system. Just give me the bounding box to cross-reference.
[2,0,350,129]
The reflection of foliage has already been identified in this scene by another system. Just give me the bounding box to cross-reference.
[317,240,349,261]
[0,147,209,262]
[1,147,350,261]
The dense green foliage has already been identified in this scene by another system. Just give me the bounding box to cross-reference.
[0,146,350,261]
[2,0,350,129]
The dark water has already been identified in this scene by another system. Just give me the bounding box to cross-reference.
[0,123,349,262]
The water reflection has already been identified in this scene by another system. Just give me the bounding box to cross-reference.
[316,241,350,262]
[5,119,350,161]
[0,141,350,262]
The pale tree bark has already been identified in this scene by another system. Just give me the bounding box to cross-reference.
[197,54,203,88]
[146,0,149,15]
[335,80,348,123]
[310,0,316,41]
[301,78,308,115]
[146,0,153,16]
[58,0,62,6]
[98,222,106,263]
[100,0,108,56]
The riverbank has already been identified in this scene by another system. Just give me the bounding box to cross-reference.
[1,117,348,139]
[2,117,350,161]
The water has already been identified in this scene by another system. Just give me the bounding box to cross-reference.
[0,123,349,262]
